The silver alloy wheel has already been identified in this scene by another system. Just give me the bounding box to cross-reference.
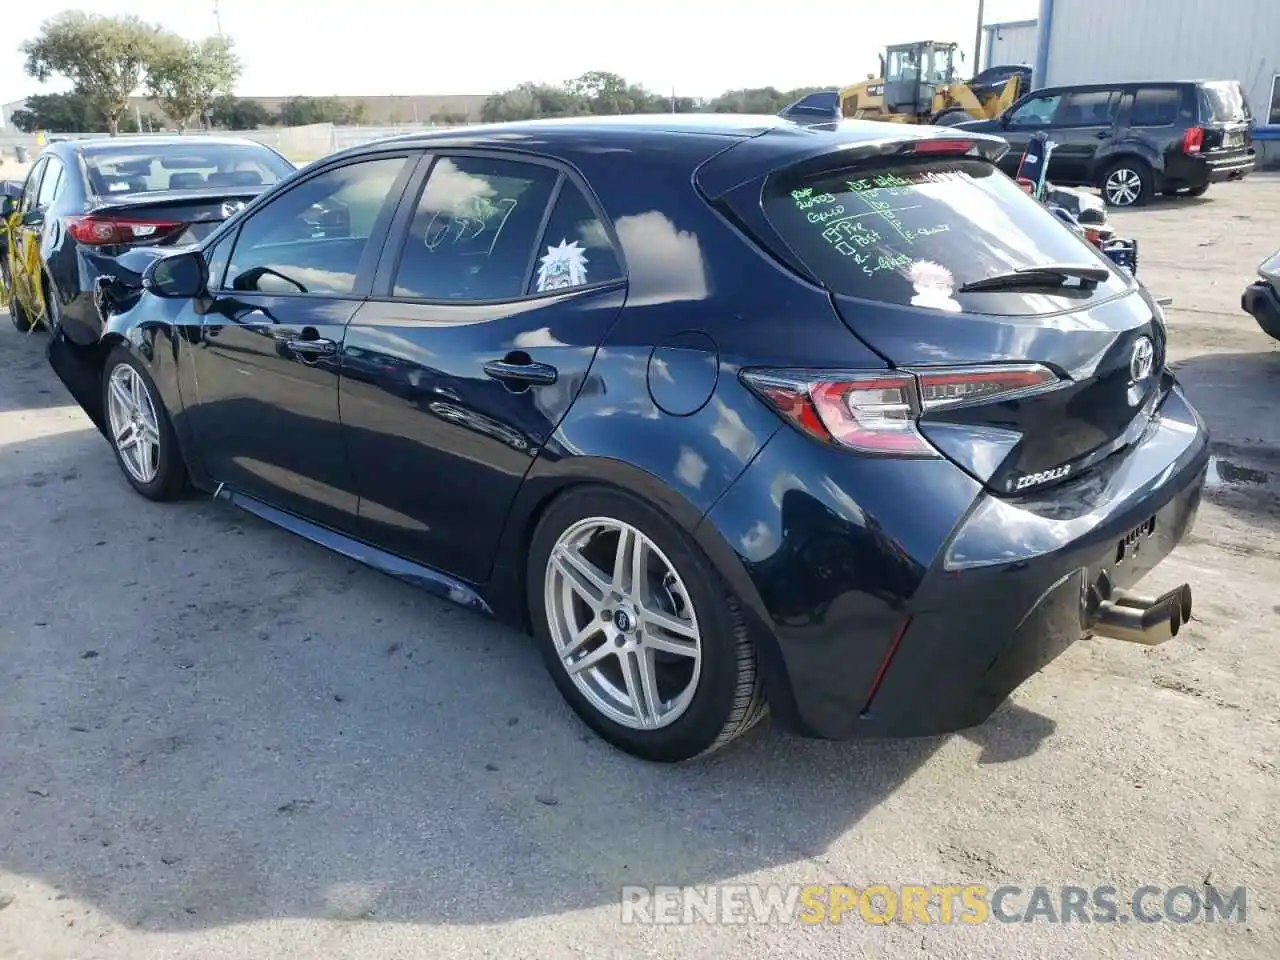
[545,516,703,730]
[105,364,162,484]
[1105,167,1143,206]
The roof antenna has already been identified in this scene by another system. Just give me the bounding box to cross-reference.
[777,90,842,125]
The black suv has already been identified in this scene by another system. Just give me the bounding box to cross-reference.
[958,80,1255,206]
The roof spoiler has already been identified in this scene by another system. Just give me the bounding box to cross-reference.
[777,90,842,125]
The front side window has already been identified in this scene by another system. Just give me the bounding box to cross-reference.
[1058,90,1118,127]
[226,156,407,296]
[392,156,557,301]
[19,160,46,214]
[1008,94,1062,126]
[36,158,64,208]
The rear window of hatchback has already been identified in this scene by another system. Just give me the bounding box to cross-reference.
[761,157,1129,316]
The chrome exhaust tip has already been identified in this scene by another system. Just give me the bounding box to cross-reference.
[1091,584,1190,646]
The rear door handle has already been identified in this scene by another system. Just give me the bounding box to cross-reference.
[483,359,558,386]
[285,337,337,356]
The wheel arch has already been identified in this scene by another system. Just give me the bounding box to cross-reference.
[1095,145,1163,179]
[490,457,803,732]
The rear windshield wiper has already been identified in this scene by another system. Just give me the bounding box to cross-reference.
[959,263,1112,294]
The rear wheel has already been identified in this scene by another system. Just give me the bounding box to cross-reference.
[9,289,36,332]
[101,347,188,500]
[528,487,767,762]
[1100,159,1154,207]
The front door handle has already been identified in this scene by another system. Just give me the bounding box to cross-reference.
[285,337,337,356]
[1095,131,1109,139]
[483,358,558,386]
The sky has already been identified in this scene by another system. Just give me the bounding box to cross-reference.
[2,0,1039,106]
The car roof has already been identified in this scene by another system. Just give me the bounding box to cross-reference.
[73,135,272,154]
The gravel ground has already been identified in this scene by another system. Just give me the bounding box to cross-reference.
[1,175,1278,960]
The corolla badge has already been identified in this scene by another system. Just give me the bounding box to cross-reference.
[1129,336,1156,381]
[221,199,246,218]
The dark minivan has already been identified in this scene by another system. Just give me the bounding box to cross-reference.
[958,80,1255,206]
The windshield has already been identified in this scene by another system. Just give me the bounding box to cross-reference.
[1198,82,1251,123]
[763,158,1128,316]
[84,142,294,198]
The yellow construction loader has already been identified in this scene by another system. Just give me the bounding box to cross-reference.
[838,41,1030,125]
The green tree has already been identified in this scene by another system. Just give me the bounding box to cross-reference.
[480,83,588,122]
[209,95,277,129]
[278,96,364,126]
[8,91,103,132]
[21,12,160,136]
[429,110,469,125]
[704,86,833,114]
[145,34,240,132]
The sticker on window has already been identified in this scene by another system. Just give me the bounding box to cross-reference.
[908,260,961,313]
[536,239,589,292]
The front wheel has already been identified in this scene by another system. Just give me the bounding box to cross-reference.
[528,487,767,762]
[101,347,188,500]
[1100,159,1154,207]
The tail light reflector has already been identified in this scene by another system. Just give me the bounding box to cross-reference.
[741,364,1058,456]
[1182,127,1204,155]
[65,215,184,246]
[901,138,980,157]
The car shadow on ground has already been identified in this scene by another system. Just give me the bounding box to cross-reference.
[1170,349,1280,525]
[0,422,1059,932]
[0,322,70,413]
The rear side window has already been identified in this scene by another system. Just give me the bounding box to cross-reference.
[1197,82,1251,123]
[1058,90,1118,126]
[392,156,557,301]
[530,181,623,293]
[763,158,1127,316]
[1130,88,1184,126]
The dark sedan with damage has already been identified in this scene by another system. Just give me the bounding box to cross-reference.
[2,135,294,340]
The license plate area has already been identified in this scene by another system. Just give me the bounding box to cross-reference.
[1115,515,1156,563]
[1224,132,1243,148]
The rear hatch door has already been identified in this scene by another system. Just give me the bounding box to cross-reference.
[1197,80,1254,157]
[714,139,1166,496]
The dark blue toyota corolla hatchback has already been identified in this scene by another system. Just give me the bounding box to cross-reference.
[47,114,1209,762]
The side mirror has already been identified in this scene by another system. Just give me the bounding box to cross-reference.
[143,250,208,299]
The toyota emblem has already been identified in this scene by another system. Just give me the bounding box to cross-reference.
[221,200,246,218]
[1129,336,1155,381]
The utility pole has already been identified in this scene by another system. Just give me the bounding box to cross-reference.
[973,0,986,71]
[213,0,224,37]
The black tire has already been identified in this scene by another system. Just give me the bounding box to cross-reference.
[527,485,767,762]
[932,109,971,126]
[9,289,36,332]
[1100,159,1154,208]
[101,346,188,501]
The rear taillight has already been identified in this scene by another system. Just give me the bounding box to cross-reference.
[1182,127,1204,155]
[900,138,980,157]
[741,365,1058,456]
[65,215,184,246]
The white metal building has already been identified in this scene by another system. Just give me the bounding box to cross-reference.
[981,19,1038,72]
[1020,0,1280,132]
